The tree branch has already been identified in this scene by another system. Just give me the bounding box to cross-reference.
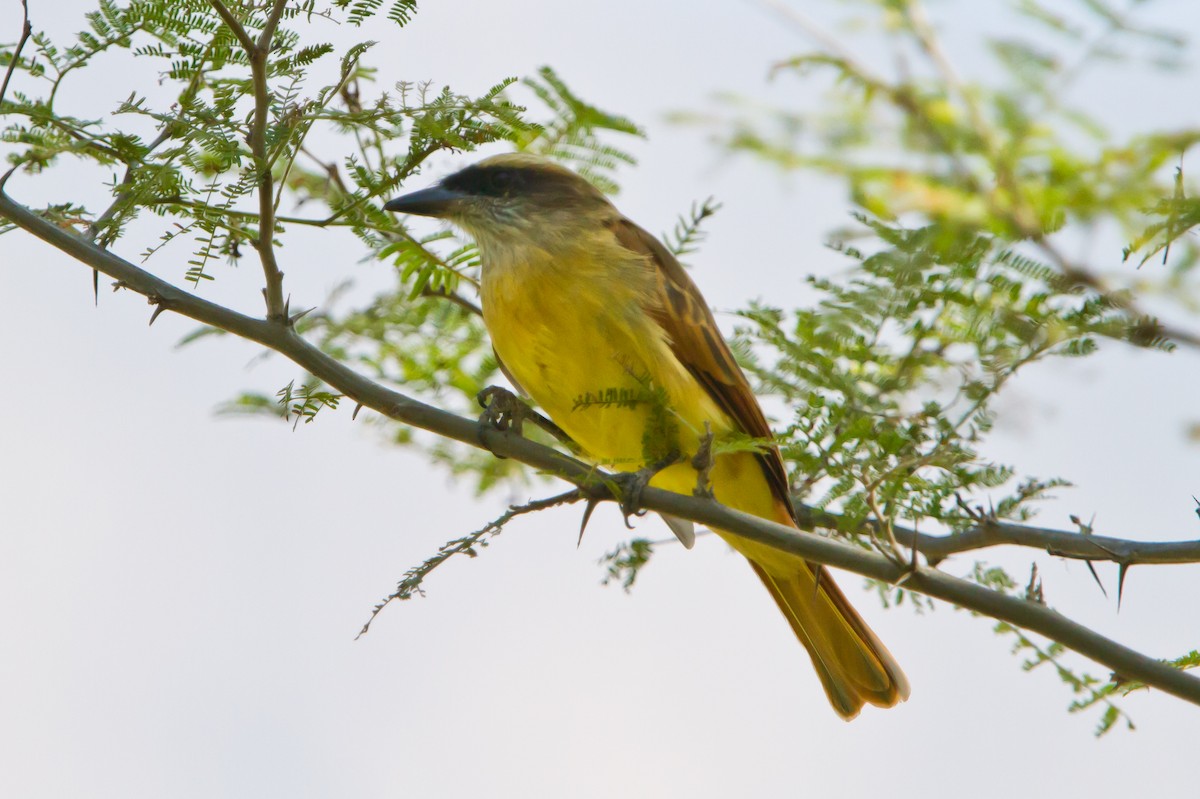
[793,504,1200,567]
[212,0,289,320]
[206,0,255,53]
[3,185,1199,708]
[256,0,290,53]
[0,0,31,111]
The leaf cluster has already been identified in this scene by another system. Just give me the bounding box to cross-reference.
[5,0,1197,736]
[677,0,1200,733]
[2,1,641,484]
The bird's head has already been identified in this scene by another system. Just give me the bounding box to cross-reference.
[383,153,614,254]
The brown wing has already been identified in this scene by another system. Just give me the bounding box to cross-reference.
[607,217,796,520]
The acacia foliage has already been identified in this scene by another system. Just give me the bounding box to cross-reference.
[687,0,1200,735]
[2,0,1198,735]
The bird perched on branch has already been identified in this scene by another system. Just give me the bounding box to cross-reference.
[385,153,909,718]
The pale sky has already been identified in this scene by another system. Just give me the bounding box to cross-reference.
[2,1,1198,797]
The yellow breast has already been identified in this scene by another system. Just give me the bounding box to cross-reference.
[480,245,730,472]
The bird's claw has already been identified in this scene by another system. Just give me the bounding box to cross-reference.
[476,386,529,458]
[477,385,575,457]
[478,386,527,434]
[611,452,682,529]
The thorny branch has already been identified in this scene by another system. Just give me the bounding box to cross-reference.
[792,503,1200,567]
[2,186,1199,708]
[3,0,1197,719]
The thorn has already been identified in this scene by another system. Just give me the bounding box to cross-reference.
[1084,560,1108,599]
[147,296,168,326]
[93,269,99,306]
[1117,562,1130,612]
[289,306,316,325]
[578,497,600,547]
[1193,495,1200,521]
[954,492,983,522]
[1024,562,1045,604]
[352,402,363,420]
[283,294,291,318]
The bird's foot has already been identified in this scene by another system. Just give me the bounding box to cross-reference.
[611,452,683,529]
[476,386,574,458]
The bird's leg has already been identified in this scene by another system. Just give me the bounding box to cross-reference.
[691,422,716,499]
[611,451,684,529]
[476,386,575,457]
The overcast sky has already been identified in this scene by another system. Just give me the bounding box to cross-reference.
[2,1,1198,797]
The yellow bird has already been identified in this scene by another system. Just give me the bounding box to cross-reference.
[385,153,909,718]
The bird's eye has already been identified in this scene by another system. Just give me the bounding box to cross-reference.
[490,170,513,193]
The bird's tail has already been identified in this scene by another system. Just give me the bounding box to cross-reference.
[744,554,910,719]
[715,487,909,719]
[653,452,908,717]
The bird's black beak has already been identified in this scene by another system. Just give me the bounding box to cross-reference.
[383,185,465,218]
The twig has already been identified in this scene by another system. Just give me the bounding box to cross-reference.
[760,0,857,68]
[421,285,483,317]
[206,0,254,52]
[3,186,1200,707]
[212,0,289,320]
[356,489,582,637]
[1033,233,1200,349]
[86,127,174,246]
[0,0,32,110]
[255,0,290,55]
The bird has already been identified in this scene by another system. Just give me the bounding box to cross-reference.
[384,153,909,718]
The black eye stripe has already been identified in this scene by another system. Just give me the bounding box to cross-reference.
[443,165,524,198]
[440,162,603,205]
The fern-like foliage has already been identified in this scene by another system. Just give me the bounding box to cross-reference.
[5,0,1196,738]
[333,0,418,27]
[675,0,1200,735]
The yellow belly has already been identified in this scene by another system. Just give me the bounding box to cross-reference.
[481,255,779,521]
[483,259,717,462]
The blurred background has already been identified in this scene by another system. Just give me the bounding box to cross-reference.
[2,1,1198,796]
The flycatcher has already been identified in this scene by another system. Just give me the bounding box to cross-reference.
[385,154,909,718]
